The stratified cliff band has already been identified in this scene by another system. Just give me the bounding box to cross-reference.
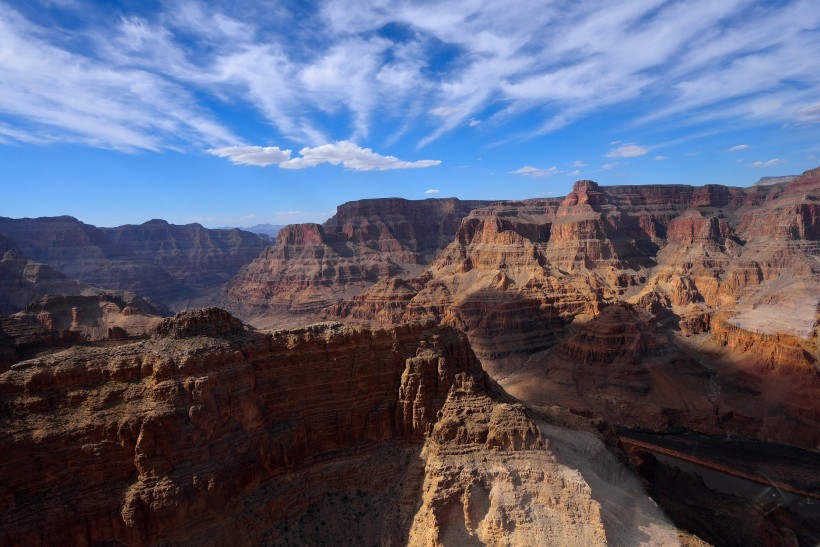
[1,308,703,545]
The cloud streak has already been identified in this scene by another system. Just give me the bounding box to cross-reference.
[606,143,648,158]
[752,158,786,168]
[209,141,441,171]
[0,1,818,152]
[510,165,560,178]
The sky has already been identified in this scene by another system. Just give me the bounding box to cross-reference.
[1,0,819,228]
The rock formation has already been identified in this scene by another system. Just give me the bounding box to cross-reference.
[224,168,820,450]
[0,249,87,314]
[221,197,492,326]
[0,216,268,309]
[0,246,168,349]
[0,309,699,545]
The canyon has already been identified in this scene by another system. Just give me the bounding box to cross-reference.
[0,309,703,545]
[1,169,819,544]
[0,216,268,309]
[224,168,820,451]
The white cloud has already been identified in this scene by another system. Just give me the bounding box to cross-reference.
[208,146,292,166]
[654,155,667,161]
[795,103,820,122]
[468,118,481,126]
[602,162,619,170]
[1,0,820,152]
[606,143,648,158]
[211,141,440,171]
[751,158,786,168]
[430,106,463,117]
[282,141,440,171]
[569,169,581,176]
[728,144,750,152]
[510,165,560,177]
[424,188,440,194]
[572,160,588,167]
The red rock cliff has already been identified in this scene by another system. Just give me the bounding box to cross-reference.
[0,309,615,545]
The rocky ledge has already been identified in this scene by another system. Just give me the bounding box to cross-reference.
[2,309,677,545]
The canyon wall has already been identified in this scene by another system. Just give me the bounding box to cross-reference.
[4,309,692,545]
[224,168,820,448]
[221,197,492,326]
[0,216,268,308]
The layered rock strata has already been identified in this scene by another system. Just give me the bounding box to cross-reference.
[0,291,167,371]
[0,216,267,308]
[221,198,492,326]
[323,169,820,447]
[0,250,87,315]
[0,309,651,545]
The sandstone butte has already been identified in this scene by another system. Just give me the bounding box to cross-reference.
[0,308,715,546]
[221,167,820,453]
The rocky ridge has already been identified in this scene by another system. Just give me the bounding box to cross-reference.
[0,216,268,309]
[0,249,88,315]
[227,168,820,449]
[0,309,699,545]
[0,247,168,354]
[221,197,492,325]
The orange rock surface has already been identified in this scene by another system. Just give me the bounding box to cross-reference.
[225,168,820,448]
[5,309,682,545]
[221,197,492,327]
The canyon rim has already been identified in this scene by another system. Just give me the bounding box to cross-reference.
[3,1,820,544]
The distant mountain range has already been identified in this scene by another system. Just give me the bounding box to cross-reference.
[220,223,285,237]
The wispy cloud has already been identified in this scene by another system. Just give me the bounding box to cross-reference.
[424,188,440,194]
[510,165,560,178]
[209,146,291,166]
[728,144,750,152]
[430,106,463,117]
[751,158,786,168]
[0,1,818,152]
[209,141,441,171]
[794,103,820,123]
[606,143,648,158]
[0,4,244,151]
[654,155,667,161]
[572,160,588,167]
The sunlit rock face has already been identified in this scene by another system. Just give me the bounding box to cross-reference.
[220,197,492,325]
[232,169,820,449]
[3,311,681,545]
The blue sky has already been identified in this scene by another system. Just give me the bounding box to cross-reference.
[1,0,819,228]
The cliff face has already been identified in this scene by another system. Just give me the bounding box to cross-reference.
[321,169,820,447]
[0,248,168,349]
[0,250,88,315]
[221,197,492,325]
[0,309,652,545]
[0,216,268,309]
